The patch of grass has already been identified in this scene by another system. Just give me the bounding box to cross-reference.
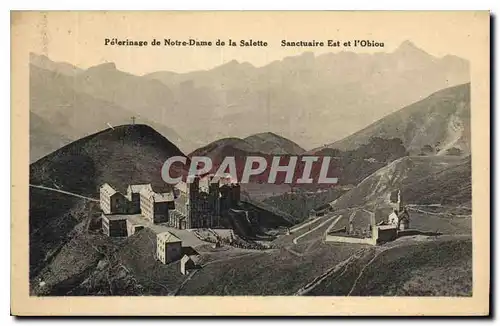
[178,242,365,295]
[348,238,472,296]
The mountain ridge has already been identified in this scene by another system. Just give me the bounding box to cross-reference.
[317,83,470,155]
[30,41,470,151]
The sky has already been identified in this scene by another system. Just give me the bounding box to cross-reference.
[13,11,488,75]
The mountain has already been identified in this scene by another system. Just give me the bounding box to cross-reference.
[189,137,256,158]
[145,41,469,149]
[30,52,83,76]
[30,112,72,162]
[244,132,305,155]
[29,124,186,277]
[29,64,191,160]
[321,83,470,155]
[329,155,471,212]
[72,62,176,125]
[190,132,306,158]
[31,42,469,153]
[30,124,185,195]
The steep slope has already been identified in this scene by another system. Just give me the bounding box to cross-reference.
[307,237,472,296]
[30,112,72,162]
[346,238,472,296]
[30,65,190,158]
[189,137,256,158]
[325,83,470,155]
[244,132,305,155]
[330,155,471,212]
[30,124,185,196]
[29,124,186,278]
[73,63,177,124]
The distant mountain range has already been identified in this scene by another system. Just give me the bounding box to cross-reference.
[29,64,189,162]
[30,41,469,160]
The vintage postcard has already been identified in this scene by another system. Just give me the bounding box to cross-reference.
[11,11,490,316]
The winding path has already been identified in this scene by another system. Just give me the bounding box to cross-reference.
[293,215,342,245]
[29,184,99,202]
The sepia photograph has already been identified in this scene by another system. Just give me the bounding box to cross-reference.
[10,10,490,316]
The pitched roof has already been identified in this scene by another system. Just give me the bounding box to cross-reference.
[174,181,188,193]
[153,192,174,202]
[101,183,118,196]
[181,254,201,265]
[157,231,182,243]
[128,184,152,194]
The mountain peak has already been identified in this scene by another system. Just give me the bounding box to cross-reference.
[394,40,427,55]
[244,132,305,155]
[88,62,117,71]
[252,131,281,138]
[30,52,49,62]
[397,40,418,50]
[392,40,435,63]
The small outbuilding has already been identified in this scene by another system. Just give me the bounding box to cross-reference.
[101,214,128,237]
[180,255,199,275]
[156,232,182,264]
[126,219,144,236]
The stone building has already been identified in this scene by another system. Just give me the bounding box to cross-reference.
[139,187,175,224]
[99,183,129,214]
[100,176,242,235]
[171,175,240,229]
[389,189,404,213]
[101,214,128,237]
[180,255,198,275]
[156,231,182,264]
[388,188,410,230]
[397,208,410,230]
[100,183,175,238]
[219,182,241,215]
[126,184,153,214]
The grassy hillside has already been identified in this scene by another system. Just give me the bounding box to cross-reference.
[306,237,471,296]
[189,137,256,158]
[30,124,185,196]
[262,137,409,222]
[330,155,471,212]
[326,83,470,155]
[178,242,365,295]
[29,188,97,278]
[244,132,305,155]
[29,124,186,279]
[348,237,472,296]
[263,187,347,222]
